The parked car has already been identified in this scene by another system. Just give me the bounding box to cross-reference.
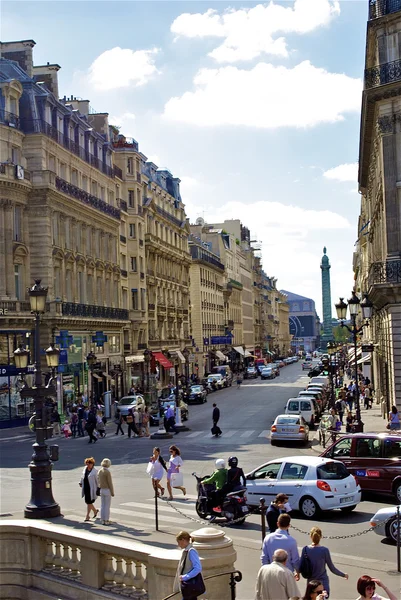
[310,376,329,387]
[187,384,207,404]
[212,365,233,386]
[298,390,324,416]
[278,360,285,368]
[207,373,225,389]
[260,366,275,380]
[302,362,312,371]
[245,456,361,517]
[245,366,258,379]
[270,414,310,446]
[285,397,317,427]
[117,394,145,417]
[370,505,400,543]
[320,433,401,502]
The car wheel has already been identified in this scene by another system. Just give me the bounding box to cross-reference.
[393,481,401,503]
[340,504,357,513]
[304,436,309,446]
[299,496,320,519]
[386,517,399,543]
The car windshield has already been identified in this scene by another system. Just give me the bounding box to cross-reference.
[209,375,222,380]
[287,401,299,411]
[300,401,312,411]
[317,461,349,480]
[277,417,299,425]
[383,438,401,458]
[119,397,137,406]
[191,386,202,393]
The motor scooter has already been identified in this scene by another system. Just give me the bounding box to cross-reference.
[192,473,248,525]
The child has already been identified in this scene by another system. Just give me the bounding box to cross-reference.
[62,420,72,438]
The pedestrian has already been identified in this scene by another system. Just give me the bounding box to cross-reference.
[345,410,355,433]
[334,398,346,425]
[77,404,85,437]
[61,419,72,438]
[51,408,61,436]
[173,531,204,600]
[126,408,138,438]
[212,403,222,437]
[133,406,141,436]
[255,549,301,600]
[79,457,99,522]
[98,458,114,525]
[166,445,186,500]
[388,406,400,431]
[142,405,150,437]
[266,493,289,533]
[85,408,98,443]
[299,527,348,598]
[148,447,167,497]
[71,410,78,438]
[236,374,242,389]
[302,580,327,600]
[165,404,179,435]
[261,514,300,579]
[356,575,397,600]
[363,386,371,410]
[96,411,106,438]
[114,408,125,435]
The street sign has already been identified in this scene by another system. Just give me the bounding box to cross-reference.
[189,354,195,363]
[361,344,374,352]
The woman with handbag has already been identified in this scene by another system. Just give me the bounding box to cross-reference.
[149,447,167,497]
[388,406,400,430]
[166,445,186,501]
[173,531,205,600]
[79,457,99,522]
[300,527,348,598]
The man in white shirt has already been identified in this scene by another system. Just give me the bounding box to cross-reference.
[255,549,300,600]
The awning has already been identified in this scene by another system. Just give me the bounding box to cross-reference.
[244,350,254,357]
[125,355,144,364]
[92,373,102,381]
[153,351,173,369]
[348,348,362,364]
[102,372,112,380]
[357,354,371,365]
[176,350,185,363]
[215,350,227,361]
[233,346,245,356]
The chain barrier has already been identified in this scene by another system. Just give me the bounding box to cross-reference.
[291,513,396,540]
[163,498,259,527]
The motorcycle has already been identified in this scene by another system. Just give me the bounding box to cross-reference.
[192,473,248,525]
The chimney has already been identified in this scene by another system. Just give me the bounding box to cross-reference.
[0,39,36,76]
[32,63,61,97]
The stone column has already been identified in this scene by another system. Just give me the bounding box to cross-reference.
[0,204,7,297]
[378,115,401,257]
[4,202,15,298]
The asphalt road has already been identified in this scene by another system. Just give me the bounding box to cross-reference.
[1,363,400,600]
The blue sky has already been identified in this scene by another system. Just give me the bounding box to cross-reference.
[2,1,369,318]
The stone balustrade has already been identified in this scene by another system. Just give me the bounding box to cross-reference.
[0,522,237,600]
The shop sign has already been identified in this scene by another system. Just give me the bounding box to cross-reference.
[211,336,232,345]
[361,344,374,352]
[0,305,9,315]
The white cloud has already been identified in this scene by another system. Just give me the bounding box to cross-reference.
[164,61,361,128]
[171,0,340,63]
[180,175,199,188]
[323,162,358,182]
[88,47,160,91]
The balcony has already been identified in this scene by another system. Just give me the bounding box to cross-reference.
[62,302,129,320]
[117,198,127,212]
[113,164,123,179]
[55,177,120,220]
[120,234,127,244]
[112,137,139,151]
[189,245,225,271]
[365,58,401,89]
[155,205,183,228]
[369,0,401,19]
[369,259,401,287]
[0,109,20,129]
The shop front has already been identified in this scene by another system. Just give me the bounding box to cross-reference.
[0,330,32,428]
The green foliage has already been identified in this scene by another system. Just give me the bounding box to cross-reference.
[333,325,350,343]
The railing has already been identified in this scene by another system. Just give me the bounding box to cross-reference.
[162,570,242,600]
[117,198,128,212]
[113,164,123,179]
[155,205,183,228]
[190,244,225,270]
[369,0,401,19]
[112,137,139,151]
[368,259,401,287]
[0,109,20,129]
[62,302,129,320]
[365,58,401,88]
[55,177,120,220]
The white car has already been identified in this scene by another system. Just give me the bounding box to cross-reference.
[117,394,145,416]
[245,455,361,518]
[207,374,224,389]
[370,505,400,543]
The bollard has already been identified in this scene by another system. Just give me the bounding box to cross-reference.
[260,498,266,545]
[155,485,159,532]
[397,505,400,573]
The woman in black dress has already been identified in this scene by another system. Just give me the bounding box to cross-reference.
[79,457,99,521]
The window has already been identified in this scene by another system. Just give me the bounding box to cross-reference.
[54,267,61,299]
[109,335,120,354]
[252,463,282,480]
[383,439,401,459]
[71,169,78,186]
[87,274,93,304]
[52,213,59,244]
[100,187,105,201]
[14,206,22,241]
[130,256,137,272]
[60,163,66,179]
[127,158,133,174]
[91,181,97,197]
[66,270,72,302]
[78,271,84,303]
[11,147,19,164]
[141,288,146,310]
[122,288,128,309]
[316,462,349,480]
[97,277,102,300]
[48,154,56,172]
[129,223,136,238]
[82,176,88,192]
[281,463,308,480]
[14,264,22,300]
[131,289,138,310]
[65,219,70,249]
[128,190,135,208]
[356,438,381,458]
[108,190,114,206]
[76,222,81,252]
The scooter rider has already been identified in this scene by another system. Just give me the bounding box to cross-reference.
[202,459,228,519]
[225,456,246,493]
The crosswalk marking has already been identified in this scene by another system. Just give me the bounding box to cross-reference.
[111,507,186,525]
[186,431,203,438]
[258,430,270,438]
[220,430,238,438]
[240,430,254,438]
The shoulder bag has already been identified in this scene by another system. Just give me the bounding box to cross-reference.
[180,549,206,599]
[300,546,313,579]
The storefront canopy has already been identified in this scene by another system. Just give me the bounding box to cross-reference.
[125,355,144,364]
[348,348,362,364]
[357,354,371,365]
[153,351,173,369]
[244,350,254,357]
[176,350,185,363]
[233,346,245,356]
[215,350,227,361]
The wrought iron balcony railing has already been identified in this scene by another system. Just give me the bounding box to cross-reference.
[55,177,120,220]
[369,0,401,19]
[365,58,401,88]
[117,198,128,212]
[189,245,225,270]
[368,259,401,287]
[113,165,123,179]
[0,110,20,129]
[62,302,129,320]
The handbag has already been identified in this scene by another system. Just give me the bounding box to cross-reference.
[386,423,391,430]
[300,546,312,579]
[180,550,206,599]
[171,471,184,488]
[96,487,101,496]
[146,462,155,477]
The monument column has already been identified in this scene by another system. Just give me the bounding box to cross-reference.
[320,247,333,349]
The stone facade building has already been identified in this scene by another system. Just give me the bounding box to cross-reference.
[355,0,401,412]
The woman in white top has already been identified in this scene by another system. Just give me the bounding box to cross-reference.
[150,447,167,497]
[356,575,397,600]
[388,406,400,431]
[167,445,186,501]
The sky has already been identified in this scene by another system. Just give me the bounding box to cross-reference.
[2,0,369,319]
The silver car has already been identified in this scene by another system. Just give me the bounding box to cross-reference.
[117,394,145,416]
[370,505,401,543]
[270,414,310,445]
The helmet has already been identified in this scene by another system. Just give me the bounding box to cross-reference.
[215,459,226,470]
[228,456,238,468]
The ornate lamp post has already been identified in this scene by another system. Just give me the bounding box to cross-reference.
[326,341,336,408]
[335,291,373,430]
[182,347,190,390]
[143,348,151,401]
[14,279,61,519]
[86,351,97,405]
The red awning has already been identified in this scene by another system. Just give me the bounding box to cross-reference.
[153,352,173,369]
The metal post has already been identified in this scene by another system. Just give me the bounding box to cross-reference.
[397,505,400,573]
[260,498,266,545]
[155,485,159,531]
[353,319,362,425]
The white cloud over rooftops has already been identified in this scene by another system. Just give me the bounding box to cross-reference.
[88,47,160,91]
[171,0,340,63]
[323,162,359,182]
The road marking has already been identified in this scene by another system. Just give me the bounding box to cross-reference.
[258,430,270,438]
[186,432,203,438]
[0,435,32,442]
[220,430,238,438]
[110,507,188,525]
[240,431,254,438]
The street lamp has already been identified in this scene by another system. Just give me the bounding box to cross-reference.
[335,291,373,430]
[143,348,151,401]
[326,341,336,408]
[86,351,97,405]
[14,279,61,519]
[182,347,190,390]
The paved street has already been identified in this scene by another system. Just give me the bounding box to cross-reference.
[1,363,400,599]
